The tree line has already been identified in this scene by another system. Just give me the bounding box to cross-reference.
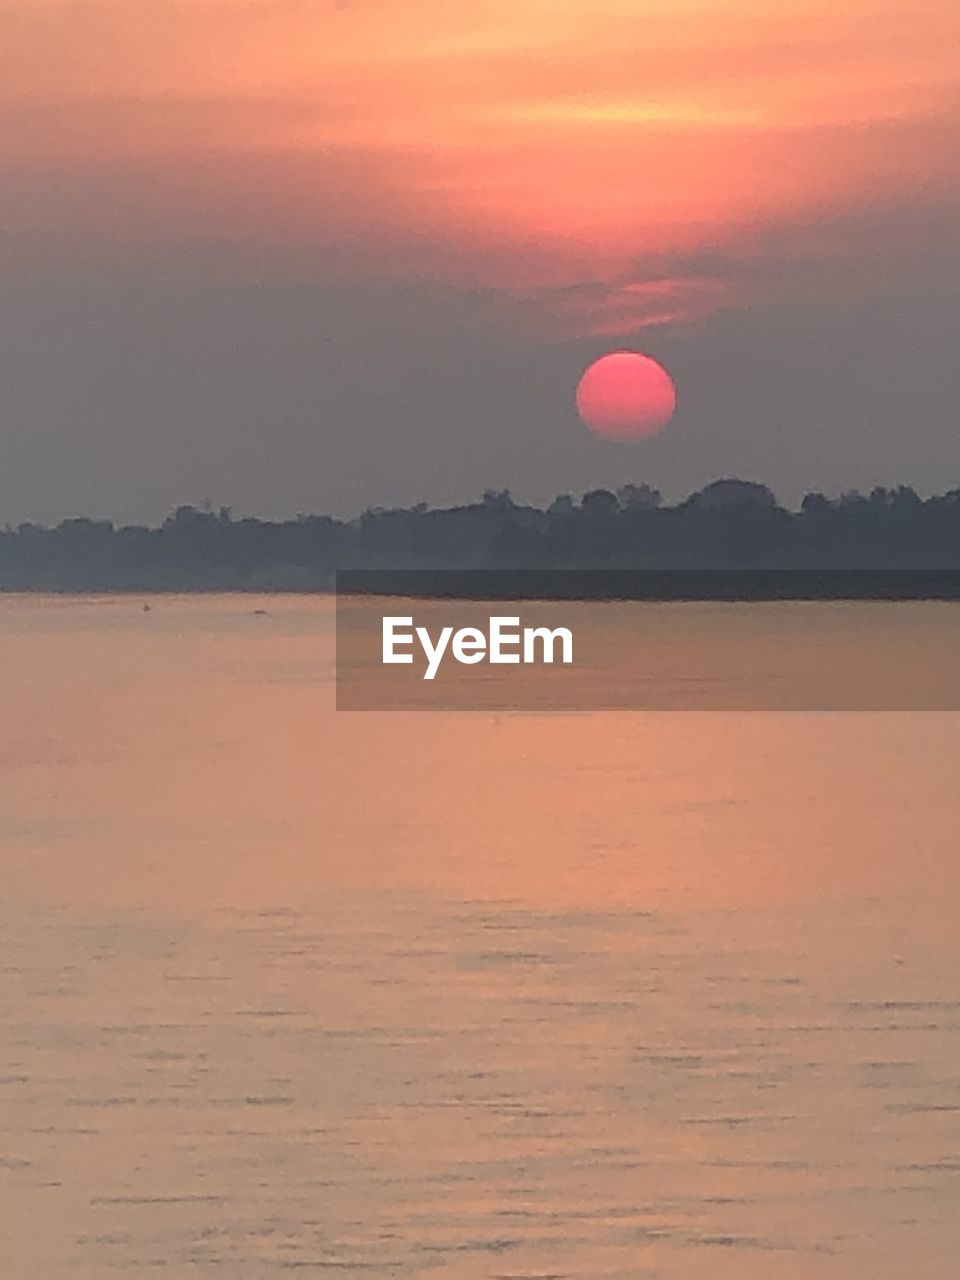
[5,479,960,590]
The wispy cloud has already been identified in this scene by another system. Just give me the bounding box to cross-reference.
[0,0,957,337]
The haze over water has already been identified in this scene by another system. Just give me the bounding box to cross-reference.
[3,594,960,1278]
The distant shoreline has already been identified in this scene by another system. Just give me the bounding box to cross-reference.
[8,569,960,601]
[334,569,960,602]
[8,483,960,595]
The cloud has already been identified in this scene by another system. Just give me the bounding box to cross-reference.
[0,0,957,521]
[2,1,957,302]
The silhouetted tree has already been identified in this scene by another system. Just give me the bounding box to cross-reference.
[617,482,661,509]
[581,489,619,519]
[6,479,960,588]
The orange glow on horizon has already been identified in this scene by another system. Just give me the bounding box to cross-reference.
[2,0,957,335]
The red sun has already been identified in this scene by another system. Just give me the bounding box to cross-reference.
[576,351,677,440]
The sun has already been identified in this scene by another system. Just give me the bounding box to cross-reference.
[576,351,677,441]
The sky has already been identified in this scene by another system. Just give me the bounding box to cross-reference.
[1,0,959,523]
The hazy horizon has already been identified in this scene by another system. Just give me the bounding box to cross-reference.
[2,1,958,525]
[9,471,960,530]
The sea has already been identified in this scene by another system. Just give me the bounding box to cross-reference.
[2,593,959,1278]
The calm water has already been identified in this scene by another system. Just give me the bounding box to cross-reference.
[2,594,960,1278]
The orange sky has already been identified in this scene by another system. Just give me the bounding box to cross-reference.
[3,0,959,332]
